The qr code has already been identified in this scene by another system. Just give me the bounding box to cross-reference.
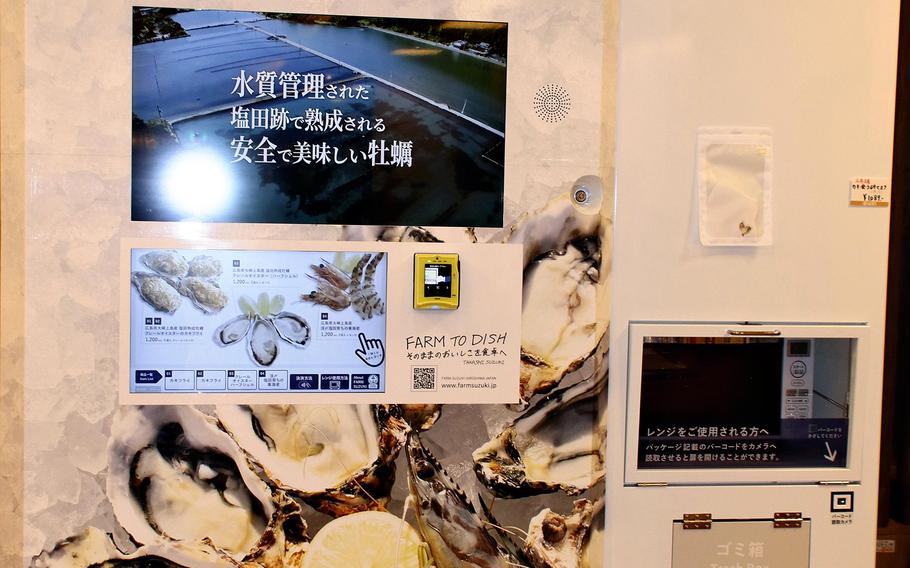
[412,367,437,391]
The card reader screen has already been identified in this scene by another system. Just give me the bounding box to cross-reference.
[424,263,452,298]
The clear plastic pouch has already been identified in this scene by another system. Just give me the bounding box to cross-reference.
[696,127,773,246]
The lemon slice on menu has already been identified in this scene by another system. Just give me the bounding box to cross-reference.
[332,252,361,275]
[302,511,427,568]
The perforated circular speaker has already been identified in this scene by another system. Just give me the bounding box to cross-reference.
[533,83,571,123]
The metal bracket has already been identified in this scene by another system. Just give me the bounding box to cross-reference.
[773,512,803,528]
[726,329,782,336]
[683,513,712,529]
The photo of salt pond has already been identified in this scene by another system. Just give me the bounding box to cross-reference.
[131,8,507,226]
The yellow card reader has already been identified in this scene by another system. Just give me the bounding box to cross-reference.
[414,253,460,310]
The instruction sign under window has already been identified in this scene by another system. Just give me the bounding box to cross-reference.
[637,336,852,469]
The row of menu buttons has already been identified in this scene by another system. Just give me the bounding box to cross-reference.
[136,369,382,391]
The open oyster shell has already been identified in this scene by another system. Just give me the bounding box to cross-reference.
[520,239,600,398]
[499,195,608,401]
[248,317,279,366]
[496,195,602,266]
[215,404,409,516]
[214,314,253,346]
[524,499,595,568]
[271,311,311,347]
[240,493,310,568]
[31,494,309,568]
[399,404,443,432]
[107,406,278,560]
[472,369,607,498]
[30,526,238,568]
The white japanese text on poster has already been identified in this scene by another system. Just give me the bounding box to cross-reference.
[132,8,507,227]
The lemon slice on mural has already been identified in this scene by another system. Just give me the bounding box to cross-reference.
[302,511,427,568]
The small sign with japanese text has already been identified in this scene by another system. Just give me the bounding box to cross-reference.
[849,177,890,207]
[672,519,810,568]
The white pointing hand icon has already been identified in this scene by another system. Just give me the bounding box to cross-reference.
[355,332,385,367]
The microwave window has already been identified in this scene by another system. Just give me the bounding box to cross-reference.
[637,337,852,469]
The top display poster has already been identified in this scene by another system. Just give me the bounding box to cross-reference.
[131,7,507,226]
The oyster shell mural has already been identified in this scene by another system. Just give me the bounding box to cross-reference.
[97,405,310,568]
[32,191,611,568]
[107,406,274,556]
[215,404,409,516]
[472,364,607,498]
[406,432,529,568]
[524,499,596,568]
[502,196,606,402]
[32,526,239,568]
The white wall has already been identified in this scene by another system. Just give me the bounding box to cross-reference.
[608,1,899,566]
